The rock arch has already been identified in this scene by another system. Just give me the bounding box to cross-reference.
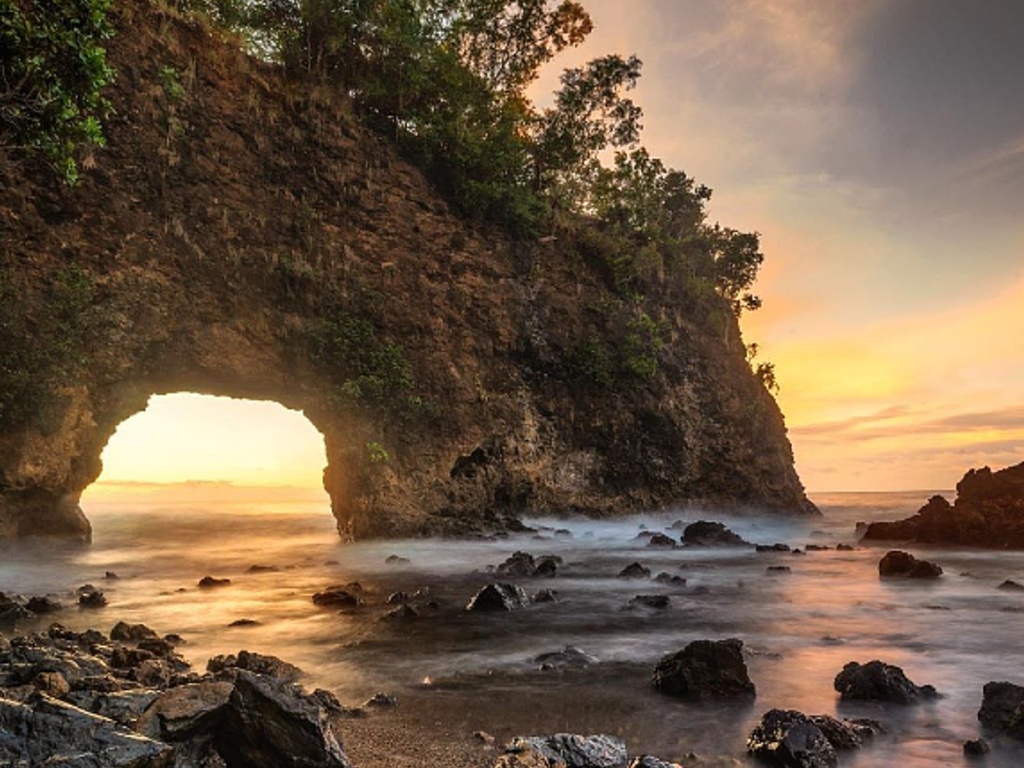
[0,0,814,545]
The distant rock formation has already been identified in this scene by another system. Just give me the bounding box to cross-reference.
[862,461,1024,548]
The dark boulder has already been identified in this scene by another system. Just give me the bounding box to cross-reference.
[532,588,558,603]
[312,587,362,607]
[998,580,1024,591]
[137,681,233,741]
[0,693,173,767]
[496,551,537,578]
[682,521,750,547]
[747,709,836,768]
[535,646,599,671]
[978,681,1024,739]
[385,554,411,565]
[652,638,755,699]
[756,543,791,553]
[219,670,350,767]
[466,583,530,612]
[833,660,938,704]
[500,734,627,768]
[878,550,942,579]
[534,556,560,577]
[618,562,651,579]
[207,650,302,682]
[110,622,159,643]
[79,588,108,608]
[654,573,687,586]
[25,596,63,614]
[808,714,882,750]
[646,533,678,548]
[0,593,31,626]
[197,576,231,589]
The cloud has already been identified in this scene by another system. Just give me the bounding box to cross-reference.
[794,405,1024,443]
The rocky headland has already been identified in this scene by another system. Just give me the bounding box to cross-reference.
[861,461,1024,548]
[0,0,814,546]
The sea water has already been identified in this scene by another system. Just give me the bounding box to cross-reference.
[2,487,1023,766]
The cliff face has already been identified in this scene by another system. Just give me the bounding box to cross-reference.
[0,1,814,545]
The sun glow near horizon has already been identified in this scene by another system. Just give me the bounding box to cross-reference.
[88,393,328,493]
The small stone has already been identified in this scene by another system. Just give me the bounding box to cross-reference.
[228,619,261,627]
[364,692,397,707]
[104,571,119,580]
[197,576,232,588]
[474,730,496,745]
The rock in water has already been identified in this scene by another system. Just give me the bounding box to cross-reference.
[110,621,159,643]
[0,693,172,767]
[534,646,599,671]
[466,583,530,611]
[646,533,678,548]
[312,587,363,607]
[219,670,350,768]
[963,738,991,756]
[747,709,837,768]
[833,660,938,703]
[877,551,942,579]
[500,734,627,768]
[681,521,750,547]
[652,638,756,699]
[496,551,537,578]
[207,650,303,682]
[978,681,1024,739]
[618,562,651,579]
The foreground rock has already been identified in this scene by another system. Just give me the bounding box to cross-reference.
[466,583,530,611]
[978,681,1024,740]
[652,638,755,699]
[0,625,351,767]
[862,462,1024,548]
[833,660,938,703]
[877,550,942,579]
[496,734,627,768]
[747,709,882,768]
[681,522,750,547]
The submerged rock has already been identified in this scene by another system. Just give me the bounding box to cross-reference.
[652,639,755,699]
[978,681,1024,739]
[682,521,750,547]
[646,533,678,549]
[466,583,530,612]
[998,579,1024,591]
[78,587,108,608]
[197,576,231,589]
[627,758,683,768]
[312,586,363,608]
[25,596,63,615]
[833,660,938,704]
[500,734,627,768]
[963,738,990,756]
[654,573,687,586]
[618,562,651,579]
[747,709,836,768]
[878,550,942,579]
[756,543,791,553]
[535,646,599,671]
[631,595,671,609]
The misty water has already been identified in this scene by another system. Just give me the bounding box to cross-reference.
[4,488,1024,766]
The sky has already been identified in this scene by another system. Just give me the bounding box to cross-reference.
[95,1,1024,495]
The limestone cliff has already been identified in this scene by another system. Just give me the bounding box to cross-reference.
[0,1,815,544]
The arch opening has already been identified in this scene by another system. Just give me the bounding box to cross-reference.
[81,393,332,540]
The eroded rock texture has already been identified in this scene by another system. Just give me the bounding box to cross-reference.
[0,0,814,544]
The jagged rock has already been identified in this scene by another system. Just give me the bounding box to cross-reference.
[877,550,942,579]
[532,588,558,603]
[502,734,627,768]
[207,651,302,682]
[197,577,231,589]
[70,689,161,727]
[963,738,990,756]
[111,622,159,643]
[466,583,530,612]
[746,709,836,768]
[978,681,1024,739]
[381,604,419,620]
[807,715,882,750]
[363,692,397,707]
[535,646,599,671]
[312,587,363,608]
[219,670,350,767]
[998,580,1024,591]
[137,681,233,741]
[631,595,670,609]
[0,692,172,767]
[646,533,678,548]
[25,596,63,615]
[652,639,755,699]
[833,660,938,703]
[618,562,651,579]
[0,593,31,627]
[682,521,750,547]
[756,543,791,553]
[496,551,538,578]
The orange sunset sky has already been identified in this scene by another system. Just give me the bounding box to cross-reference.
[93,1,1024,496]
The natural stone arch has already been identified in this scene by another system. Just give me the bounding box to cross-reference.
[0,0,814,545]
